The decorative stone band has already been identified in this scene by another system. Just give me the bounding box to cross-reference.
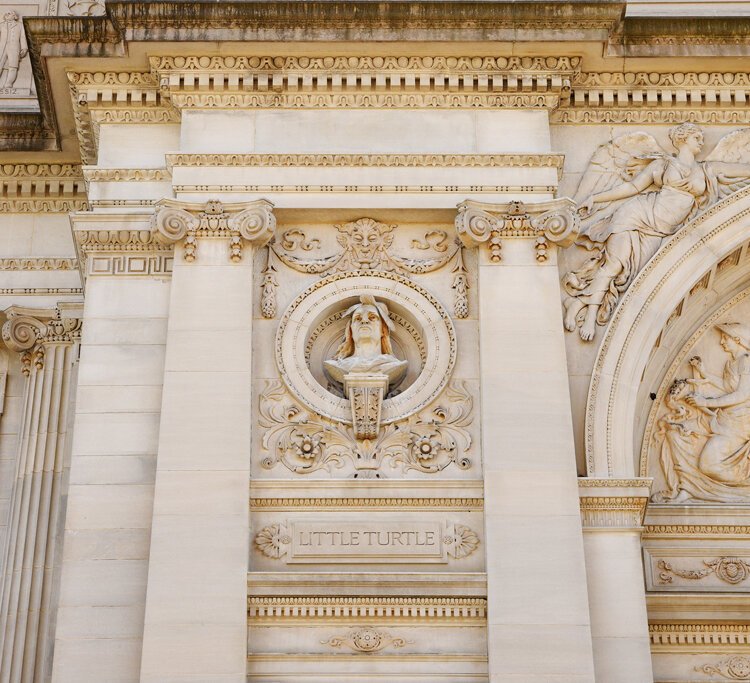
[578,478,652,530]
[0,163,87,212]
[1,305,82,374]
[248,596,487,624]
[152,197,275,262]
[650,623,750,648]
[455,198,579,263]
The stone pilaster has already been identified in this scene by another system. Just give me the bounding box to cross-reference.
[457,199,596,682]
[53,211,173,683]
[139,199,274,683]
[579,479,654,683]
[0,306,81,683]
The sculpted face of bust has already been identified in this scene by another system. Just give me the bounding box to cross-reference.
[350,303,383,357]
[323,295,408,388]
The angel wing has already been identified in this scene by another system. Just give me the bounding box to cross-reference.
[705,128,750,164]
[574,132,667,245]
[574,132,666,203]
[703,128,750,201]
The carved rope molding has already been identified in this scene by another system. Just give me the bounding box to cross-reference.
[455,198,579,262]
[151,198,275,263]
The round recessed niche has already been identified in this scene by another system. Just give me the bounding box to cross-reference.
[275,271,456,425]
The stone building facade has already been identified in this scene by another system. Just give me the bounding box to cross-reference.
[1,2,750,682]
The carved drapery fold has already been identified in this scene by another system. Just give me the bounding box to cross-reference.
[455,198,579,262]
[0,307,81,683]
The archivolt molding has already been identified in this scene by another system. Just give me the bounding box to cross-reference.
[585,186,750,477]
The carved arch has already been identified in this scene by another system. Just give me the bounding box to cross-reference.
[585,186,750,477]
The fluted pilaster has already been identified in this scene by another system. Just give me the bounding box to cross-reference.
[0,307,81,683]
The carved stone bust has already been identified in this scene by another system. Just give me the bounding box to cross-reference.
[323,295,408,390]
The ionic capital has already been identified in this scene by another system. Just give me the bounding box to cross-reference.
[152,198,275,262]
[455,198,579,263]
[2,307,82,374]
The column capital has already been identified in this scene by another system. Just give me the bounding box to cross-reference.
[455,198,579,263]
[578,478,653,531]
[2,306,82,375]
[152,198,276,263]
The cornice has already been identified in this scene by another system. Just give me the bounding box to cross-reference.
[6,3,750,153]
[166,153,564,176]
[250,497,484,511]
[0,164,87,212]
[650,623,750,648]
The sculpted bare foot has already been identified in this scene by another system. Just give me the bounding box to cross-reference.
[563,298,584,332]
[579,307,598,342]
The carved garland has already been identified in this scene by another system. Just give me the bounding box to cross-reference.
[657,557,750,586]
[261,217,469,319]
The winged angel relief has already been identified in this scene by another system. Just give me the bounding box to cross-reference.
[563,124,750,342]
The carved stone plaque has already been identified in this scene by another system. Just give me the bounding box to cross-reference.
[254,520,480,564]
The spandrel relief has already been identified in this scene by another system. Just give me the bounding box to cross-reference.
[563,124,750,342]
[650,322,750,504]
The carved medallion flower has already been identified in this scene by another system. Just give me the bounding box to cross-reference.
[293,432,323,460]
[254,523,291,559]
[411,434,440,462]
[445,524,481,559]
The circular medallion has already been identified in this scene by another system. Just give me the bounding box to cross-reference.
[275,271,456,425]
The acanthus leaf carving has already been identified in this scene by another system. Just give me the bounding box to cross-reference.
[259,380,472,477]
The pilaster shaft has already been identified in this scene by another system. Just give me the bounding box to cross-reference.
[139,199,274,682]
[457,200,596,682]
[0,308,80,683]
[579,479,654,683]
